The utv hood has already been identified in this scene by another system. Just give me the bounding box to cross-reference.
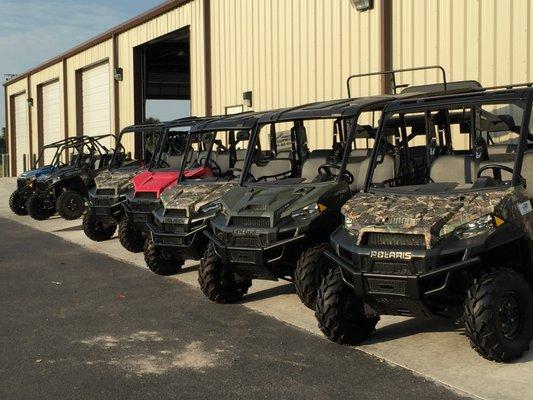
[220,183,335,222]
[160,182,236,213]
[95,167,142,192]
[36,165,78,183]
[342,188,524,248]
[19,165,54,180]
[132,166,212,198]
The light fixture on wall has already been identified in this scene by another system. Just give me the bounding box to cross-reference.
[27,98,34,107]
[114,67,123,82]
[351,0,373,11]
[243,91,253,108]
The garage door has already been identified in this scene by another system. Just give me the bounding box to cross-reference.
[41,81,61,165]
[82,62,110,138]
[13,93,29,173]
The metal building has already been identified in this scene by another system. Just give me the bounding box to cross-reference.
[3,0,533,176]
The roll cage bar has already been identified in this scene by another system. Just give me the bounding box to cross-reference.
[364,87,533,191]
[34,136,91,169]
[147,117,216,172]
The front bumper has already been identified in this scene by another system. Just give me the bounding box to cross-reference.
[35,183,57,208]
[147,218,208,260]
[206,227,306,280]
[88,192,123,224]
[16,179,35,200]
[326,226,518,318]
[122,198,160,232]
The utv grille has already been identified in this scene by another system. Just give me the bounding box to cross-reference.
[165,209,187,217]
[163,224,187,234]
[371,262,411,275]
[96,188,115,196]
[367,278,407,295]
[363,232,425,248]
[93,197,113,207]
[234,236,262,247]
[231,216,270,228]
[135,192,157,199]
[131,202,155,212]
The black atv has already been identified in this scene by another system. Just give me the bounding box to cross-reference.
[9,136,89,216]
[144,112,266,275]
[119,117,213,253]
[316,84,533,362]
[28,135,115,221]
[82,123,164,242]
[198,69,483,308]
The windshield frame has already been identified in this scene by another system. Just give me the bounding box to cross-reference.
[364,91,533,194]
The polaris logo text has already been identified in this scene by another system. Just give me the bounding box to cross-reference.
[370,250,412,260]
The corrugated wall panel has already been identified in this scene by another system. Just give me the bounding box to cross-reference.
[392,0,533,87]
[210,0,382,149]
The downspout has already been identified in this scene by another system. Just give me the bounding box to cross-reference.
[3,84,10,176]
[380,0,393,94]
[27,76,33,169]
[203,0,212,116]
[112,33,120,134]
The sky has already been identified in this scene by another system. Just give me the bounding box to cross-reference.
[0,0,189,135]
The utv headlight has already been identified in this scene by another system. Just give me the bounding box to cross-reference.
[453,215,500,239]
[291,203,326,220]
[199,201,221,214]
[344,216,358,237]
[51,176,61,184]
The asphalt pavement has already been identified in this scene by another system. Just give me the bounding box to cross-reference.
[0,217,468,399]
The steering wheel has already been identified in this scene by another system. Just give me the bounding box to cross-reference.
[477,164,524,185]
[200,157,221,176]
[158,159,170,168]
[318,163,354,184]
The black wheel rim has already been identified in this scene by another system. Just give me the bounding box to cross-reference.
[67,197,81,212]
[498,292,523,340]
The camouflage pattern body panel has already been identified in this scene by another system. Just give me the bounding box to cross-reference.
[342,186,533,248]
[94,168,141,193]
[160,182,236,215]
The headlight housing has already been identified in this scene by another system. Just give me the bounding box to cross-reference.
[343,216,359,238]
[291,203,326,220]
[453,214,499,239]
[199,201,221,214]
[50,176,61,184]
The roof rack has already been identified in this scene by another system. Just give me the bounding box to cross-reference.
[484,82,533,91]
[346,65,447,97]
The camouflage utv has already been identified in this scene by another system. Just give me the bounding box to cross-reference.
[144,112,265,275]
[316,85,533,362]
[198,71,482,307]
[82,123,163,242]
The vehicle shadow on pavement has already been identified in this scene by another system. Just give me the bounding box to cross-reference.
[240,282,295,303]
[368,317,461,343]
[53,224,83,232]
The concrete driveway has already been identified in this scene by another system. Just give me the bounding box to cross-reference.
[2,177,532,400]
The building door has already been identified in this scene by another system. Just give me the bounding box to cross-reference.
[41,80,61,165]
[81,62,111,138]
[13,92,29,173]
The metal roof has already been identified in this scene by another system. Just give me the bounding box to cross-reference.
[190,111,274,132]
[383,87,533,114]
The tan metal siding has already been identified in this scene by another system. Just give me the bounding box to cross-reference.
[392,0,533,87]
[210,0,383,149]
